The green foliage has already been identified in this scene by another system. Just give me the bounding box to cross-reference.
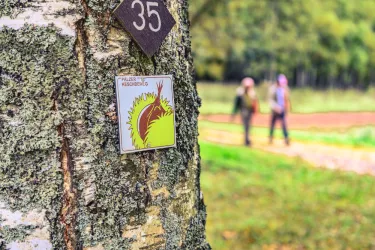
[190,0,375,86]
[197,82,375,114]
[200,141,375,249]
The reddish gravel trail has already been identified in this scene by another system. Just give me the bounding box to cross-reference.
[201,112,375,129]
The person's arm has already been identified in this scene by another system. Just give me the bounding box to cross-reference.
[268,86,280,113]
[285,88,291,113]
[254,97,259,114]
[252,91,259,114]
[230,95,241,122]
[233,95,241,115]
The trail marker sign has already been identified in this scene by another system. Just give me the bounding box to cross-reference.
[115,75,176,154]
[114,0,176,57]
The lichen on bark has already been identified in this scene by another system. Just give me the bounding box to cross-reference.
[0,0,32,17]
[0,0,210,249]
[0,24,84,248]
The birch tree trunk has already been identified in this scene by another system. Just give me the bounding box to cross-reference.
[0,0,210,249]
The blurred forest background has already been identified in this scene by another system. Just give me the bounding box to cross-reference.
[189,1,375,249]
[189,0,375,89]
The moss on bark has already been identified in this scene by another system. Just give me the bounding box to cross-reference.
[0,0,210,249]
[0,0,32,17]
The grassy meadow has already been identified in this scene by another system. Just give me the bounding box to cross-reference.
[201,141,375,250]
[197,82,375,115]
[198,82,375,249]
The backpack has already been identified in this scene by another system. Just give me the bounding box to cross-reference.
[242,92,258,113]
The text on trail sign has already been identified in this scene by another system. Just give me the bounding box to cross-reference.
[114,0,176,57]
[132,0,161,32]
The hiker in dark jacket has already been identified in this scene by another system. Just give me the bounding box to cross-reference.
[232,77,259,146]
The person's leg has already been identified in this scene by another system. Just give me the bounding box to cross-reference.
[281,112,289,145]
[241,109,249,145]
[248,110,253,146]
[269,111,277,144]
[242,109,251,146]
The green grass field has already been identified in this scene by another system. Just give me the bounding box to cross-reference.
[200,141,375,249]
[198,83,375,114]
[199,120,375,149]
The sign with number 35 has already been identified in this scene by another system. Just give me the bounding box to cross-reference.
[114,0,176,57]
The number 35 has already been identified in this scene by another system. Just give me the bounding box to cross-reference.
[132,0,161,32]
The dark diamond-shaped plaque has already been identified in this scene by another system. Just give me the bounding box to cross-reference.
[114,0,176,57]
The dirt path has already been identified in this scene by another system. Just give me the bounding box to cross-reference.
[200,129,375,176]
[201,112,375,129]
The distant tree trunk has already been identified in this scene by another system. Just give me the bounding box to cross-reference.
[370,68,375,87]
[268,55,276,82]
[0,1,210,249]
[294,65,307,88]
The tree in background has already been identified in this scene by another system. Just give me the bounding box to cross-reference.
[190,0,375,88]
[0,0,210,249]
